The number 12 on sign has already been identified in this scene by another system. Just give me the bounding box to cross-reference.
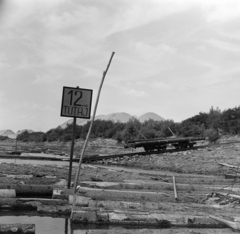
[61,86,93,119]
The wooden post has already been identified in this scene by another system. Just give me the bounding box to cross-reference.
[71,52,115,218]
[64,218,68,234]
[173,176,178,201]
[67,117,76,189]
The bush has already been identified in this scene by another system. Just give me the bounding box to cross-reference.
[0,136,8,140]
[114,132,123,143]
[204,128,219,143]
[63,134,72,142]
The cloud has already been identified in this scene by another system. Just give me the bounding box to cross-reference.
[128,89,148,97]
[0,91,6,103]
[150,81,171,90]
[201,0,240,23]
[135,42,177,62]
[207,38,240,53]
[0,0,66,28]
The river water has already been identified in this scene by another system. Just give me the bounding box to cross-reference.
[0,152,79,166]
[0,156,86,233]
[0,158,74,166]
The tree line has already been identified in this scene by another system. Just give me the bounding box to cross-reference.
[16,106,240,143]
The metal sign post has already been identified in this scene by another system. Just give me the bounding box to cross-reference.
[67,116,76,189]
[61,86,93,189]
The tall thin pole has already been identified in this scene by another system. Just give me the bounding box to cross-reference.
[67,116,76,189]
[71,52,115,217]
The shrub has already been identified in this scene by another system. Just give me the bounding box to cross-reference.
[114,132,123,143]
[0,136,8,140]
[204,128,219,143]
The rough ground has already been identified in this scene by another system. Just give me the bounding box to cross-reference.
[0,136,240,233]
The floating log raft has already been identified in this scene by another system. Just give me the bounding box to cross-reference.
[84,229,235,234]
[0,224,35,234]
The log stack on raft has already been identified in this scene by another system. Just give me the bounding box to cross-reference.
[124,137,205,152]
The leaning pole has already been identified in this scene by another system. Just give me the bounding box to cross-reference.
[70,52,115,217]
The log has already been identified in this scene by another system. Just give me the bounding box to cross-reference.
[53,188,202,203]
[0,189,16,198]
[72,210,223,228]
[0,184,53,196]
[216,192,240,200]
[209,215,240,230]
[225,173,240,179]
[0,224,35,234]
[218,162,240,169]
[0,198,68,211]
[83,179,221,193]
[69,195,90,206]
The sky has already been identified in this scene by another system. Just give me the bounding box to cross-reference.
[0,0,240,133]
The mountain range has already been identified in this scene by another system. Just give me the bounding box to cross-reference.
[0,129,34,139]
[60,112,165,129]
[0,112,165,138]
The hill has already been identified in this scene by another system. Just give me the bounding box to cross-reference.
[138,112,165,123]
[0,129,16,139]
[0,129,36,140]
[59,112,164,129]
[59,112,133,128]
[16,129,34,135]
[97,112,132,123]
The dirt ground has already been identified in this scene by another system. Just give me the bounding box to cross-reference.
[1,136,240,233]
[0,135,240,189]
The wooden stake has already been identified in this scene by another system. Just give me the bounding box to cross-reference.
[70,52,115,218]
[173,176,178,201]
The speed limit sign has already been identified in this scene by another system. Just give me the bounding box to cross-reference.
[60,86,93,119]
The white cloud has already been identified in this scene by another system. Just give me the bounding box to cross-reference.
[128,89,148,97]
[0,0,66,28]
[109,0,194,33]
[150,81,171,90]
[0,91,6,103]
[135,42,177,62]
[207,38,240,53]
[202,0,240,23]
